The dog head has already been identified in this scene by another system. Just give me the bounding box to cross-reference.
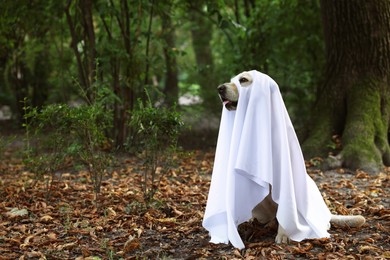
[217,71,253,111]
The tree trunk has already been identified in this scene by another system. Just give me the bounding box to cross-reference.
[162,5,178,107]
[190,10,217,110]
[65,0,96,102]
[79,0,97,100]
[31,49,49,109]
[106,0,136,148]
[8,54,29,121]
[302,0,390,173]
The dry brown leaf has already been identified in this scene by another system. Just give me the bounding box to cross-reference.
[170,205,184,217]
[47,232,57,240]
[233,248,243,258]
[123,235,140,253]
[382,251,390,258]
[358,245,382,254]
[25,250,45,258]
[106,207,117,217]
[19,241,32,250]
[57,241,77,250]
[356,171,369,179]
[40,215,53,223]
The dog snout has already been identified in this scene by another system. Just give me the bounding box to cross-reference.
[218,84,226,94]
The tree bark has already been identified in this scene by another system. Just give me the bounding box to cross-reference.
[8,54,29,121]
[79,0,97,100]
[65,0,96,102]
[302,0,390,173]
[31,49,49,108]
[107,0,136,147]
[162,5,178,107]
[189,9,217,110]
[65,0,88,93]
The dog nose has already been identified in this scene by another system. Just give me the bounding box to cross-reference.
[218,84,226,94]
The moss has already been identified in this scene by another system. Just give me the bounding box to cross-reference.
[302,94,340,159]
[341,79,389,173]
[303,75,390,173]
[301,117,334,159]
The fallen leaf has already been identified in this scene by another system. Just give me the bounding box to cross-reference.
[382,251,390,258]
[106,207,117,217]
[123,235,140,253]
[57,242,78,250]
[5,208,28,218]
[40,215,53,223]
[358,245,381,254]
[47,232,57,240]
[25,250,45,258]
[157,217,176,223]
[20,235,35,249]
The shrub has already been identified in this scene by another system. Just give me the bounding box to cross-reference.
[130,99,184,202]
[23,87,113,201]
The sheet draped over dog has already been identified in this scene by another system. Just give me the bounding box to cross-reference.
[202,70,331,249]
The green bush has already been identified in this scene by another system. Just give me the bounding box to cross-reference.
[23,88,113,200]
[130,99,184,202]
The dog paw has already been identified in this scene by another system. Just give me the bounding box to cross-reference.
[275,234,290,244]
[275,225,290,244]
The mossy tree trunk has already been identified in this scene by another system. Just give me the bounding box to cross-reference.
[302,0,390,173]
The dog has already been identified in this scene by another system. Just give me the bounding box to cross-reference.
[217,71,366,244]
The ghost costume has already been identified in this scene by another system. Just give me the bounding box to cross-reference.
[202,70,331,249]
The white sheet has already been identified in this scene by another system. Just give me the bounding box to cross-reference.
[202,70,331,249]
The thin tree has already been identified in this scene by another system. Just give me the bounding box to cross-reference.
[162,3,179,107]
[65,0,97,101]
[303,0,390,173]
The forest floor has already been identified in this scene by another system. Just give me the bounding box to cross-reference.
[0,147,389,259]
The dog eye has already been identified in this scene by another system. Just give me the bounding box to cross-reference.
[239,77,249,84]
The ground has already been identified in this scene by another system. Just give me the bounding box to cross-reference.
[0,149,389,259]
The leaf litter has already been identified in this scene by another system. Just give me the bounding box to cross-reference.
[0,150,389,259]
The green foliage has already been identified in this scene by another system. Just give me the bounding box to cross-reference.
[130,97,184,202]
[2,0,326,144]
[210,0,325,129]
[1,0,72,112]
[23,84,113,198]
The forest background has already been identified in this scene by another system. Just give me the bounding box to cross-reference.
[0,0,322,142]
[0,0,389,259]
